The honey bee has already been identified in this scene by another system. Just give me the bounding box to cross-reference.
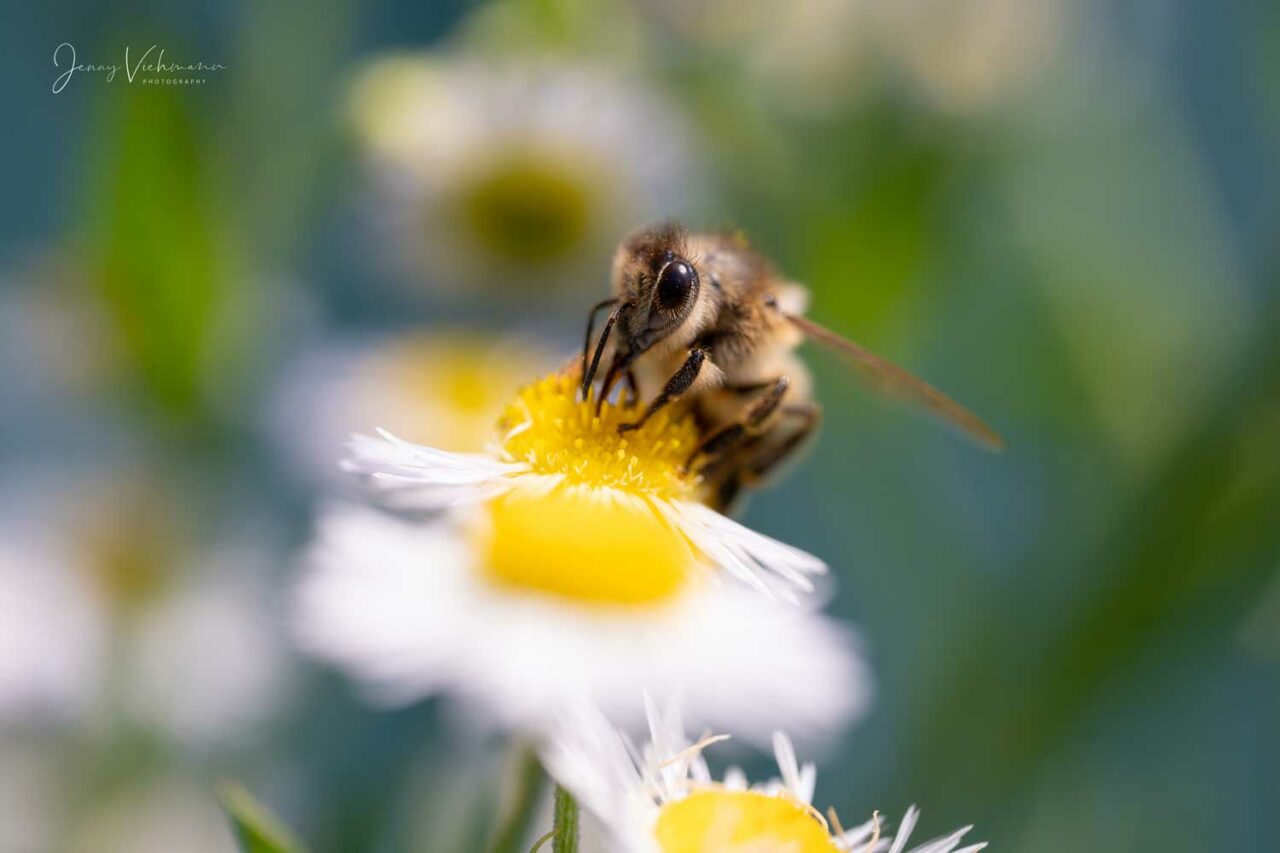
[580,223,1003,510]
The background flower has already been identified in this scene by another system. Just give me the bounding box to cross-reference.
[267,330,557,488]
[348,54,707,299]
[0,468,293,748]
[540,697,985,853]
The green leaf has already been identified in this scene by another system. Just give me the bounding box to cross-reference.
[80,80,235,423]
[218,781,306,853]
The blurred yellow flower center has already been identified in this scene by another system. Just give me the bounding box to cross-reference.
[384,337,535,452]
[477,489,692,605]
[458,153,593,265]
[497,372,701,501]
[78,498,174,616]
[654,791,841,853]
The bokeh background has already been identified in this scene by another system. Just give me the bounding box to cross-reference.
[3,0,1280,850]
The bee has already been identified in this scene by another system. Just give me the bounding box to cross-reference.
[580,223,1003,510]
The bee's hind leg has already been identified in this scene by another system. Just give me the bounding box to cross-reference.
[738,403,822,487]
[684,376,791,473]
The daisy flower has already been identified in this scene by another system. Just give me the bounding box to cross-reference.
[269,330,555,488]
[295,370,869,742]
[541,697,987,853]
[634,0,1065,116]
[346,54,704,298]
[869,0,1067,115]
[0,470,292,748]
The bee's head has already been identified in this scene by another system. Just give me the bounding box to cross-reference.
[610,223,702,360]
[580,223,705,397]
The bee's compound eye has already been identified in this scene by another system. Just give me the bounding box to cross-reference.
[655,260,698,310]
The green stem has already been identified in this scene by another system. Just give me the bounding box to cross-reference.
[486,747,548,853]
[551,785,580,853]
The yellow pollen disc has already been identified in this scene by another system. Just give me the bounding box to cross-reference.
[497,372,702,501]
[654,791,842,853]
[477,489,693,605]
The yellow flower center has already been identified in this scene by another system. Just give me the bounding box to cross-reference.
[654,791,842,853]
[472,372,705,606]
[497,372,701,501]
[477,489,693,605]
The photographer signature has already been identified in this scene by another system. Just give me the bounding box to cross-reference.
[53,42,226,93]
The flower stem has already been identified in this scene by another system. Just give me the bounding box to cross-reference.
[486,747,548,853]
[551,784,579,853]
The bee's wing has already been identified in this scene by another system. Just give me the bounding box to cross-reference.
[785,312,1004,452]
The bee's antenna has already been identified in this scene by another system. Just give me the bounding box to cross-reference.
[582,302,624,399]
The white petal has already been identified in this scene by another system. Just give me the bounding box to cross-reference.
[888,805,921,853]
[663,500,826,601]
[798,762,818,806]
[341,430,525,509]
[836,815,881,847]
[723,767,749,791]
[292,504,871,746]
[909,825,979,853]
[772,732,803,800]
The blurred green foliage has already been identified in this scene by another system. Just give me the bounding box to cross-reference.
[81,83,233,423]
[221,781,307,853]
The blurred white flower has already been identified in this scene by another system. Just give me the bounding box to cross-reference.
[641,0,875,112]
[0,473,292,749]
[123,550,291,746]
[269,331,556,488]
[541,697,987,853]
[295,371,868,743]
[871,0,1067,114]
[0,534,105,724]
[0,255,123,426]
[635,0,1067,115]
[347,54,704,297]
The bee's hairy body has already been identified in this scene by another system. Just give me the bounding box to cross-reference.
[578,222,1002,511]
[584,225,821,509]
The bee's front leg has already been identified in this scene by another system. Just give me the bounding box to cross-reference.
[617,348,707,433]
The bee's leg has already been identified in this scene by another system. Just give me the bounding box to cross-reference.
[580,298,619,371]
[684,377,791,472]
[617,348,706,433]
[595,356,624,415]
[623,368,640,406]
[713,472,746,514]
[724,379,779,395]
[739,403,822,486]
